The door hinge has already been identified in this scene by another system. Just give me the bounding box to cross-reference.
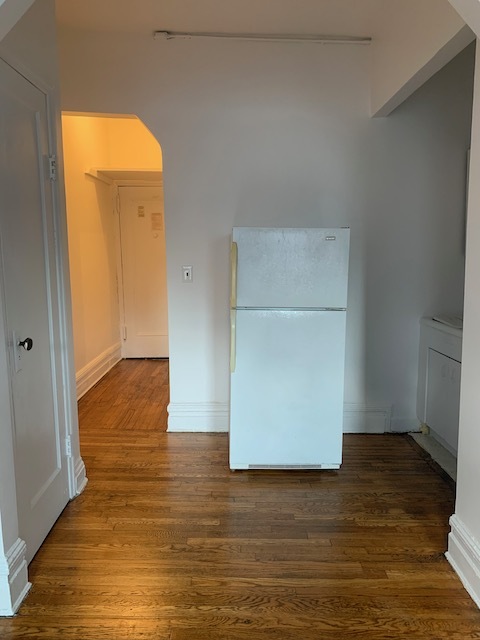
[65,435,72,457]
[123,325,127,341]
[48,155,57,181]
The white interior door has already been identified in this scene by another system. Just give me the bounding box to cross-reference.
[0,59,69,562]
[119,185,168,358]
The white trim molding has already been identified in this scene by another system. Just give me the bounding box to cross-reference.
[75,342,122,399]
[168,402,229,432]
[74,456,88,496]
[0,538,30,616]
[343,403,392,433]
[446,514,480,609]
[168,402,396,434]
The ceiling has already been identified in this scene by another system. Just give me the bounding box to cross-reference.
[55,0,386,37]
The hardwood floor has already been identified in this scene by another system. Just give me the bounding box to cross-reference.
[78,358,169,431]
[2,359,480,638]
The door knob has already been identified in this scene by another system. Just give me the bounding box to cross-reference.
[18,337,33,351]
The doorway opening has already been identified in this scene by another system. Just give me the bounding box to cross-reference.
[61,113,169,429]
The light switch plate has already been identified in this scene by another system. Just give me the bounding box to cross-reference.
[182,265,193,282]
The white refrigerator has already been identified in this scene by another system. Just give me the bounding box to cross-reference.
[229,227,350,470]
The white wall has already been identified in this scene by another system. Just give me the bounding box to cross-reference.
[103,117,163,170]
[62,114,163,396]
[58,28,474,432]
[449,0,480,37]
[370,0,473,116]
[0,0,35,43]
[366,44,474,428]
[447,38,480,609]
[62,116,120,391]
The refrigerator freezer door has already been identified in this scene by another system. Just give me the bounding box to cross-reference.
[233,227,349,309]
[229,309,346,469]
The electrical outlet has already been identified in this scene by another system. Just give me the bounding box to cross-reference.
[182,265,193,282]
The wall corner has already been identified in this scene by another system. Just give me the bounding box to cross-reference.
[0,538,31,616]
[446,514,480,609]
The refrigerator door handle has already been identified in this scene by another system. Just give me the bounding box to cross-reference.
[230,309,237,373]
[230,242,238,309]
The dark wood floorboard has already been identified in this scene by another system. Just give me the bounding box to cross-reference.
[2,359,480,638]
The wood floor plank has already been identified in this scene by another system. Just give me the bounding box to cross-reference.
[1,359,480,639]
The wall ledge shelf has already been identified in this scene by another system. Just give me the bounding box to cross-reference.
[85,168,162,186]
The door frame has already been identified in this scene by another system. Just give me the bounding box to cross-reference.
[85,170,164,359]
[116,180,166,358]
[0,52,83,615]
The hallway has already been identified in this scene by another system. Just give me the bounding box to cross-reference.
[78,358,169,432]
[1,360,480,638]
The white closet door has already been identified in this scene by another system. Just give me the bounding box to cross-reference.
[0,58,69,562]
[119,186,168,358]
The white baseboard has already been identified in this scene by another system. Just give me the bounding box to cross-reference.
[74,456,88,496]
[167,402,396,434]
[168,403,229,432]
[446,514,480,609]
[75,342,122,399]
[343,403,392,433]
[390,416,421,433]
[0,538,31,616]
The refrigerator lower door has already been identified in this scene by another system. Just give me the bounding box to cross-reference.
[229,309,346,469]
